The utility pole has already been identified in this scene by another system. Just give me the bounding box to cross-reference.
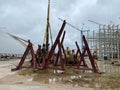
[45,0,50,51]
[43,0,52,52]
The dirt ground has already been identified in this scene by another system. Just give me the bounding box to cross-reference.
[0,59,119,90]
[0,59,95,90]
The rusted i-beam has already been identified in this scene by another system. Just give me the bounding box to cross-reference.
[82,35,99,73]
[11,40,37,71]
[54,31,66,70]
[75,41,87,67]
[43,20,66,69]
[76,35,99,73]
[61,31,67,64]
[54,31,66,65]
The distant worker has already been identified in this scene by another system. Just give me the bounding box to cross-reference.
[93,49,98,59]
[36,45,42,64]
[65,47,71,58]
[42,44,46,54]
[72,49,76,60]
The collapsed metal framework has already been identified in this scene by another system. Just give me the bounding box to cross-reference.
[11,40,38,71]
[11,20,99,73]
[11,20,66,71]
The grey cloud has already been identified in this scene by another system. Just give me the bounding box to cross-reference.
[1,0,120,53]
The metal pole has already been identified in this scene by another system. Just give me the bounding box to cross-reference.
[117,25,120,58]
[81,31,83,50]
[103,25,106,57]
[99,25,101,58]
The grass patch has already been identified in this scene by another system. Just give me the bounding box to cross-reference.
[17,66,120,89]
[100,74,120,89]
[18,69,37,76]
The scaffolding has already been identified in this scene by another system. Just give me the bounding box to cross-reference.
[88,24,120,59]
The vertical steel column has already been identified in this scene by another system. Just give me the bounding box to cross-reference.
[116,25,120,58]
[98,25,101,58]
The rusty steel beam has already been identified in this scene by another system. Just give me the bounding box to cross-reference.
[54,50,60,66]
[58,41,64,70]
[74,35,99,73]
[35,45,42,67]
[43,20,66,69]
[75,41,87,67]
[54,31,66,66]
[78,47,88,68]
[11,40,38,71]
[82,35,99,73]
[61,31,67,64]
[51,31,66,70]
[30,44,37,69]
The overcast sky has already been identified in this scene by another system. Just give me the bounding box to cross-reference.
[0,0,120,54]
